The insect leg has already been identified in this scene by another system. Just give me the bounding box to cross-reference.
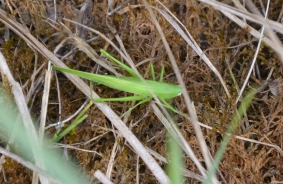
[100,49,138,78]
[159,66,165,82]
[150,63,156,81]
[93,95,145,102]
[121,96,151,117]
[160,98,190,118]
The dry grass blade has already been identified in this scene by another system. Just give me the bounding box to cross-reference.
[53,35,119,76]
[76,0,94,39]
[62,18,143,79]
[198,0,283,64]
[236,1,270,102]
[235,136,283,156]
[94,170,113,184]
[155,1,231,98]
[142,1,217,182]
[145,146,204,182]
[197,116,283,156]
[39,62,52,143]
[151,102,206,176]
[0,147,55,182]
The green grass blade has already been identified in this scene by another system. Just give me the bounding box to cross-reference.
[100,49,139,78]
[203,88,257,184]
[166,131,184,184]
